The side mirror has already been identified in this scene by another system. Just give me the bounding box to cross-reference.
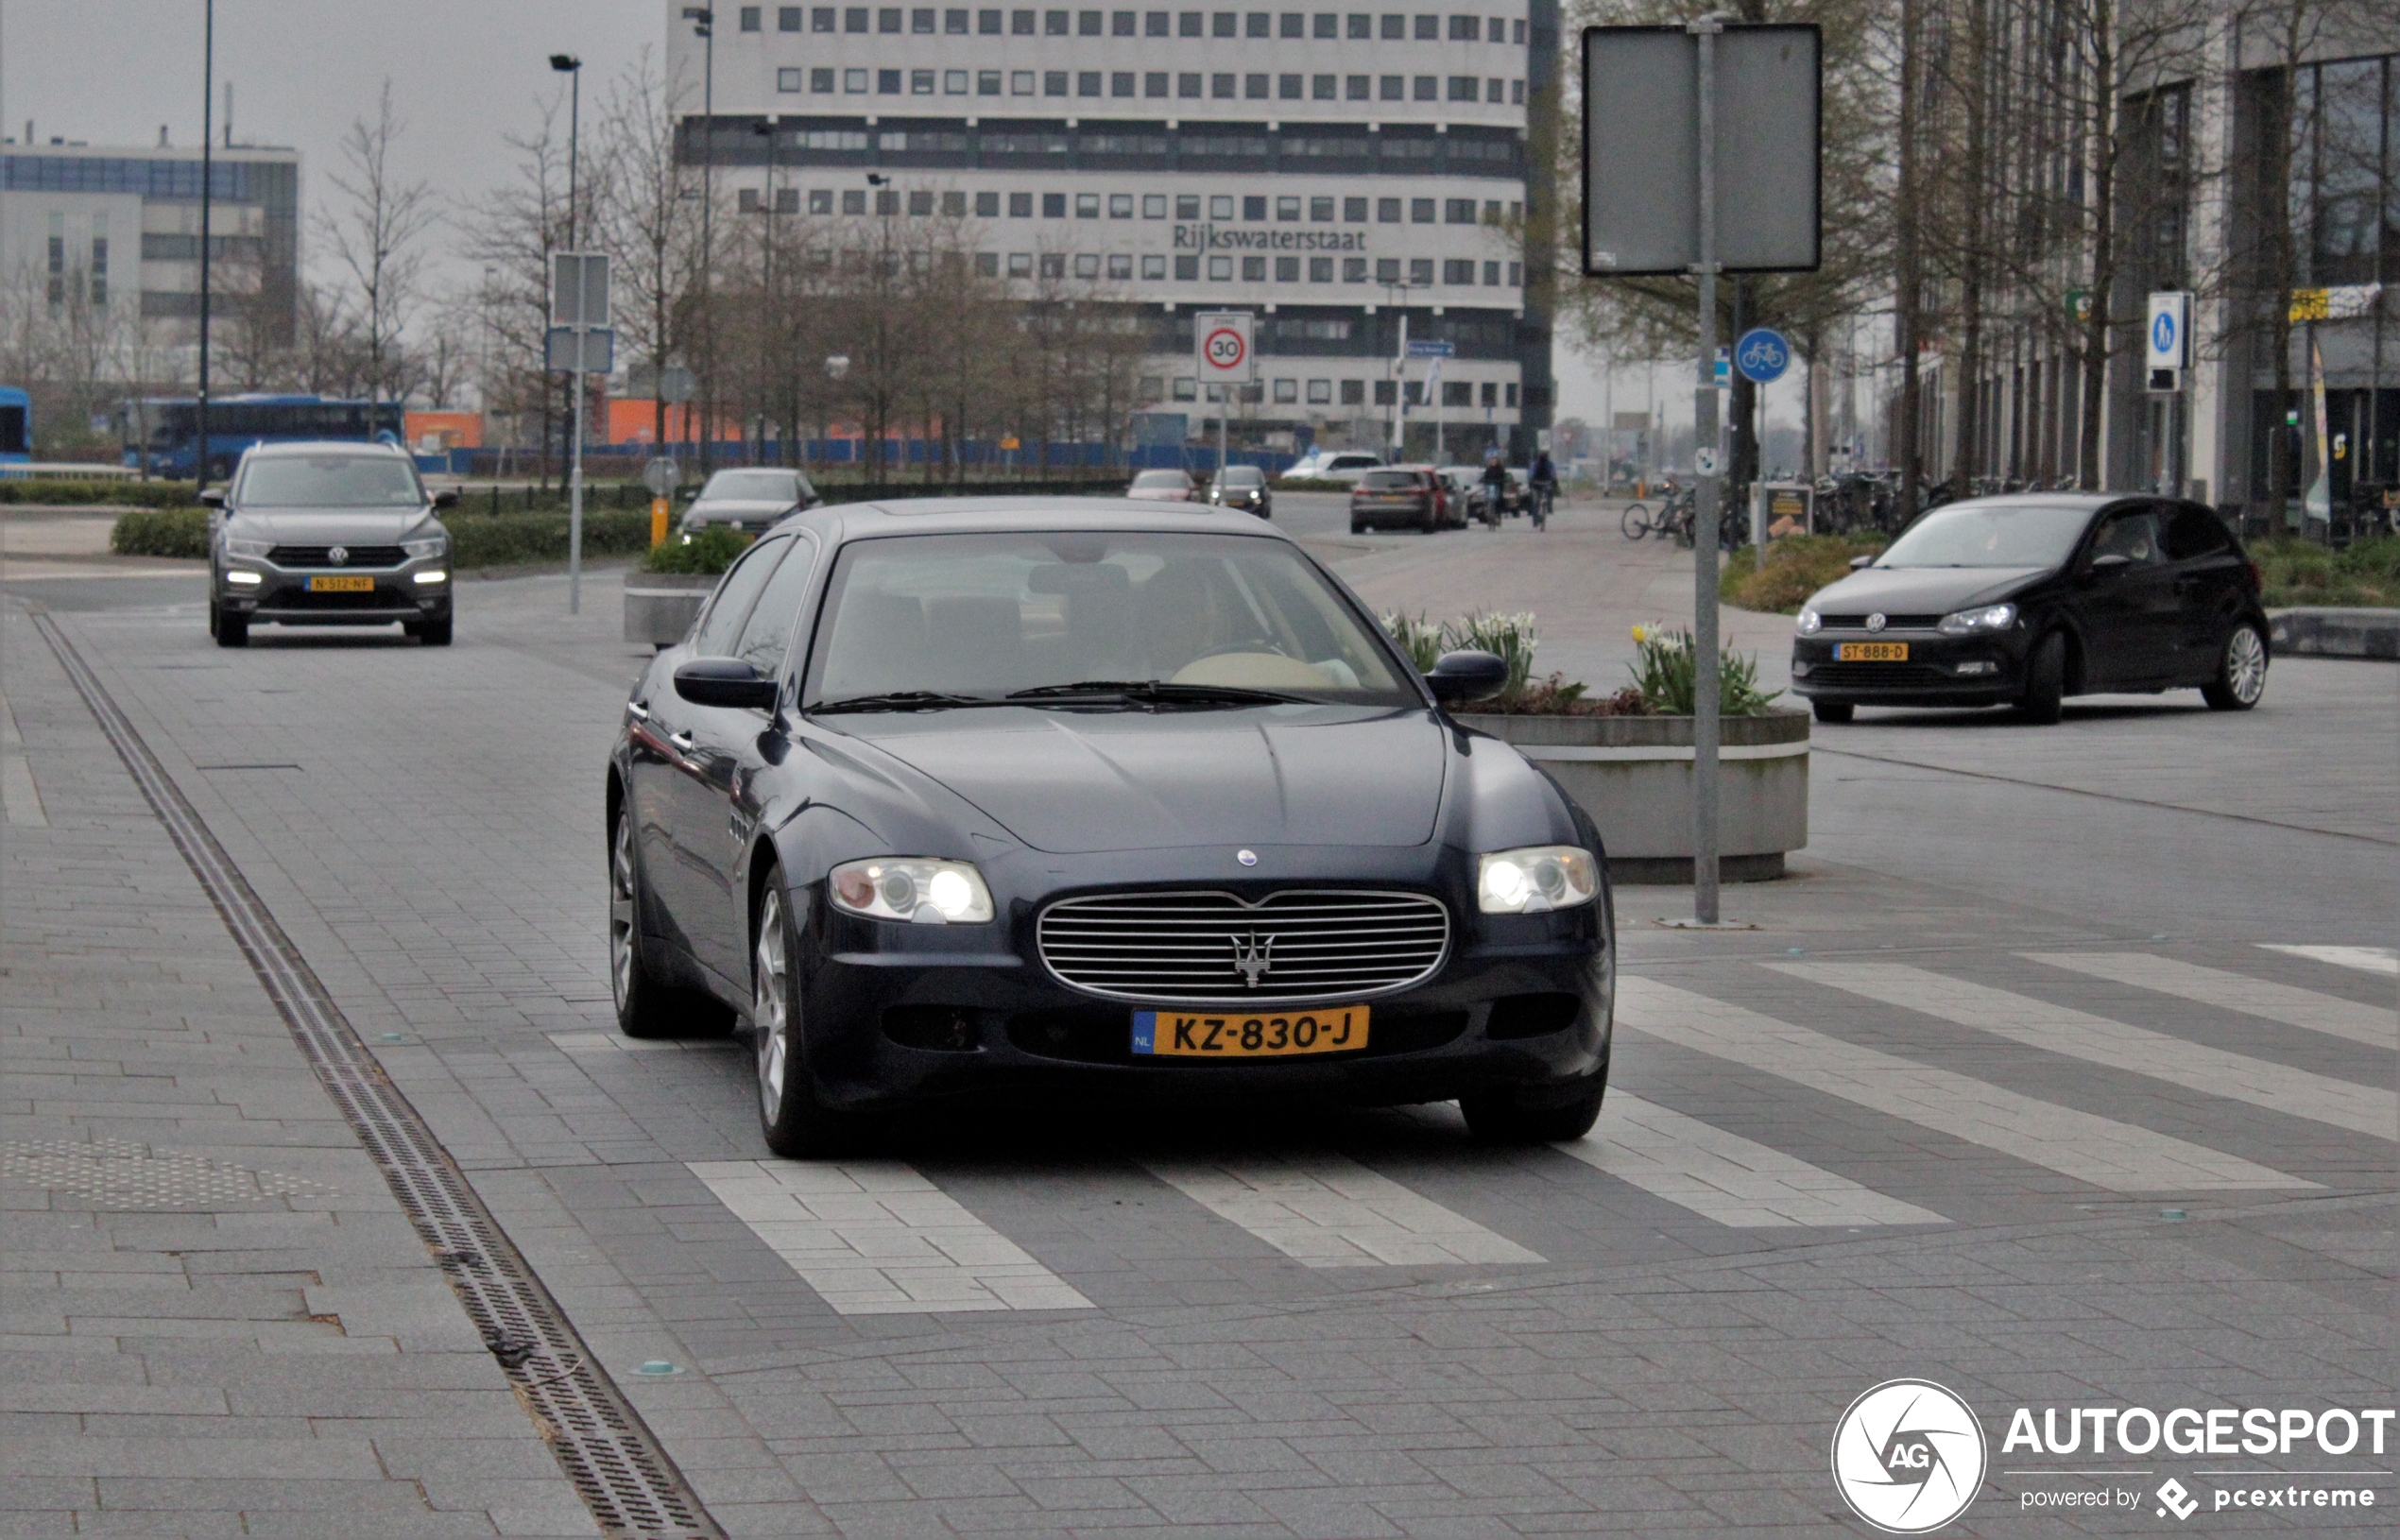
[1847,553,1875,570]
[197,488,226,507]
[431,488,461,509]
[2087,552,2132,574]
[674,658,780,710]
[677,486,699,502]
[1425,648,1509,705]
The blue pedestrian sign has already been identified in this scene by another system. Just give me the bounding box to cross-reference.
[1735,328,1791,385]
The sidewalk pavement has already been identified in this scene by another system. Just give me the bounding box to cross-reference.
[0,605,598,1539]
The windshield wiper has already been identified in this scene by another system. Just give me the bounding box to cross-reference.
[1006,678,1302,708]
[807,691,1003,714]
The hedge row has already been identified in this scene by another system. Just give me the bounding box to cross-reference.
[110,506,658,569]
[5,478,198,507]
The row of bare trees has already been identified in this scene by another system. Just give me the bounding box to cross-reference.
[1557,0,2392,510]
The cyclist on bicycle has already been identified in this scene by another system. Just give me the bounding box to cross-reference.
[1529,451,1558,530]
[1479,449,1511,524]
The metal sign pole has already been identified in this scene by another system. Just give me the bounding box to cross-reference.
[569,337,585,614]
[1689,15,1723,923]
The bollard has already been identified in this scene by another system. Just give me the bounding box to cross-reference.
[650,497,669,547]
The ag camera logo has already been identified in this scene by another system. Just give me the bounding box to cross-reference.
[1832,1379,1988,1533]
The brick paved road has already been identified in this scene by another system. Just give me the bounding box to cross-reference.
[3,517,2393,1537]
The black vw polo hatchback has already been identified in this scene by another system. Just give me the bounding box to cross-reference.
[1791,494,2270,724]
[606,500,1614,1155]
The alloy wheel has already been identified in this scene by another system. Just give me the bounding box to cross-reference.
[609,814,638,1013]
[754,888,790,1121]
[2227,626,2267,704]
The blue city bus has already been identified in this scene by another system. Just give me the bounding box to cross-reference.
[118,394,403,479]
[0,385,29,466]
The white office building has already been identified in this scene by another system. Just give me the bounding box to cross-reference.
[667,4,1557,458]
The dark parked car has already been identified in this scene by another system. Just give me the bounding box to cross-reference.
[204,441,458,647]
[678,468,818,538]
[1791,494,2269,725]
[608,499,1614,1155]
[1207,464,1274,519]
[1349,467,1455,533]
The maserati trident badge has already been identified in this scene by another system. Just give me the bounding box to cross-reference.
[1232,932,1275,988]
[1236,848,1259,866]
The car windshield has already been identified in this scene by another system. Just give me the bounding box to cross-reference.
[1218,468,1264,487]
[701,471,800,501]
[1129,471,1189,489]
[1357,471,1419,490]
[809,530,1415,707]
[1877,503,2095,568]
[237,454,422,507]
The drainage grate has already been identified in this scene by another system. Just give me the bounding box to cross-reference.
[35,613,721,1540]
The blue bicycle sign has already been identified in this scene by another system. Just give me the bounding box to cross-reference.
[1735,328,1791,385]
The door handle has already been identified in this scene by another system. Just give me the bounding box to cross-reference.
[626,700,650,721]
[668,730,695,754]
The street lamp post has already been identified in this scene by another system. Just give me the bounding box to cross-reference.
[1380,282,1415,459]
[683,9,715,476]
[550,53,586,612]
[197,0,215,491]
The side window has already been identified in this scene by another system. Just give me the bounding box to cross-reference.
[2090,510,2164,567]
[2164,506,2233,562]
[733,536,821,678]
[693,537,793,656]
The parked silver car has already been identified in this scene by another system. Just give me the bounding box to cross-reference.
[204,441,456,647]
[678,468,818,538]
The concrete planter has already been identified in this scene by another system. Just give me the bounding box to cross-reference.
[624,571,717,649]
[2269,607,2399,660]
[1452,709,1810,883]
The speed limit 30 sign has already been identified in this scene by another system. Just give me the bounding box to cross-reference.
[1193,310,1255,381]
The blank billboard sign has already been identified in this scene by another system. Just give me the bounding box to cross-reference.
[1582,26,1821,276]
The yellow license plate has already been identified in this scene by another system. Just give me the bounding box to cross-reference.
[307,575,376,592]
[1835,641,1908,661]
[1133,1006,1369,1058]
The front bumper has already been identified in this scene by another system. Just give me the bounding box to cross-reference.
[218,556,450,626]
[781,866,1612,1115]
[1791,625,2032,706]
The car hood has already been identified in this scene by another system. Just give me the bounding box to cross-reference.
[688,497,798,521]
[1807,564,2049,614]
[831,705,1448,853]
[226,507,437,543]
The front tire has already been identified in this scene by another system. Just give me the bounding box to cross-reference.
[417,615,454,646]
[609,803,703,1039]
[753,877,882,1158]
[2200,623,2267,710]
[1620,504,1649,539]
[1461,1063,1609,1144]
[1810,699,1855,724]
[2020,631,2067,725]
[214,611,249,648]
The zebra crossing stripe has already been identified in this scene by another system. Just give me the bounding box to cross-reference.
[1137,1152,1545,1267]
[1772,963,2396,1141]
[1617,977,2308,1191]
[1556,1093,1946,1227]
[2023,953,2397,1051]
[688,1159,1093,1314]
[2259,944,2399,978]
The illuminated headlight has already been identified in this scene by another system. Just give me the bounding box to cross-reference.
[1477,846,1601,915]
[224,569,262,586]
[401,535,448,559]
[221,536,273,559]
[1938,603,2017,635]
[829,858,993,924]
[1795,608,1823,635]
[414,569,448,584]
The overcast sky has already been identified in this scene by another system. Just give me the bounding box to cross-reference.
[0,0,1682,436]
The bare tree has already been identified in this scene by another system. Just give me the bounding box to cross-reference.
[457,95,572,478]
[318,80,438,406]
[593,49,709,450]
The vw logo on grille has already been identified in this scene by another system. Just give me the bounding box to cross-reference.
[1231,932,1275,988]
[1865,612,1887,632]
[327,546,350,566]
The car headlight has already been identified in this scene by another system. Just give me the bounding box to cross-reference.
[1795,608,1822,635]
[829,858,993,924]
[401,535,448,559]
[1938,603,2017,635]
[221,536,273,559]
[1477,846,1601,915]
